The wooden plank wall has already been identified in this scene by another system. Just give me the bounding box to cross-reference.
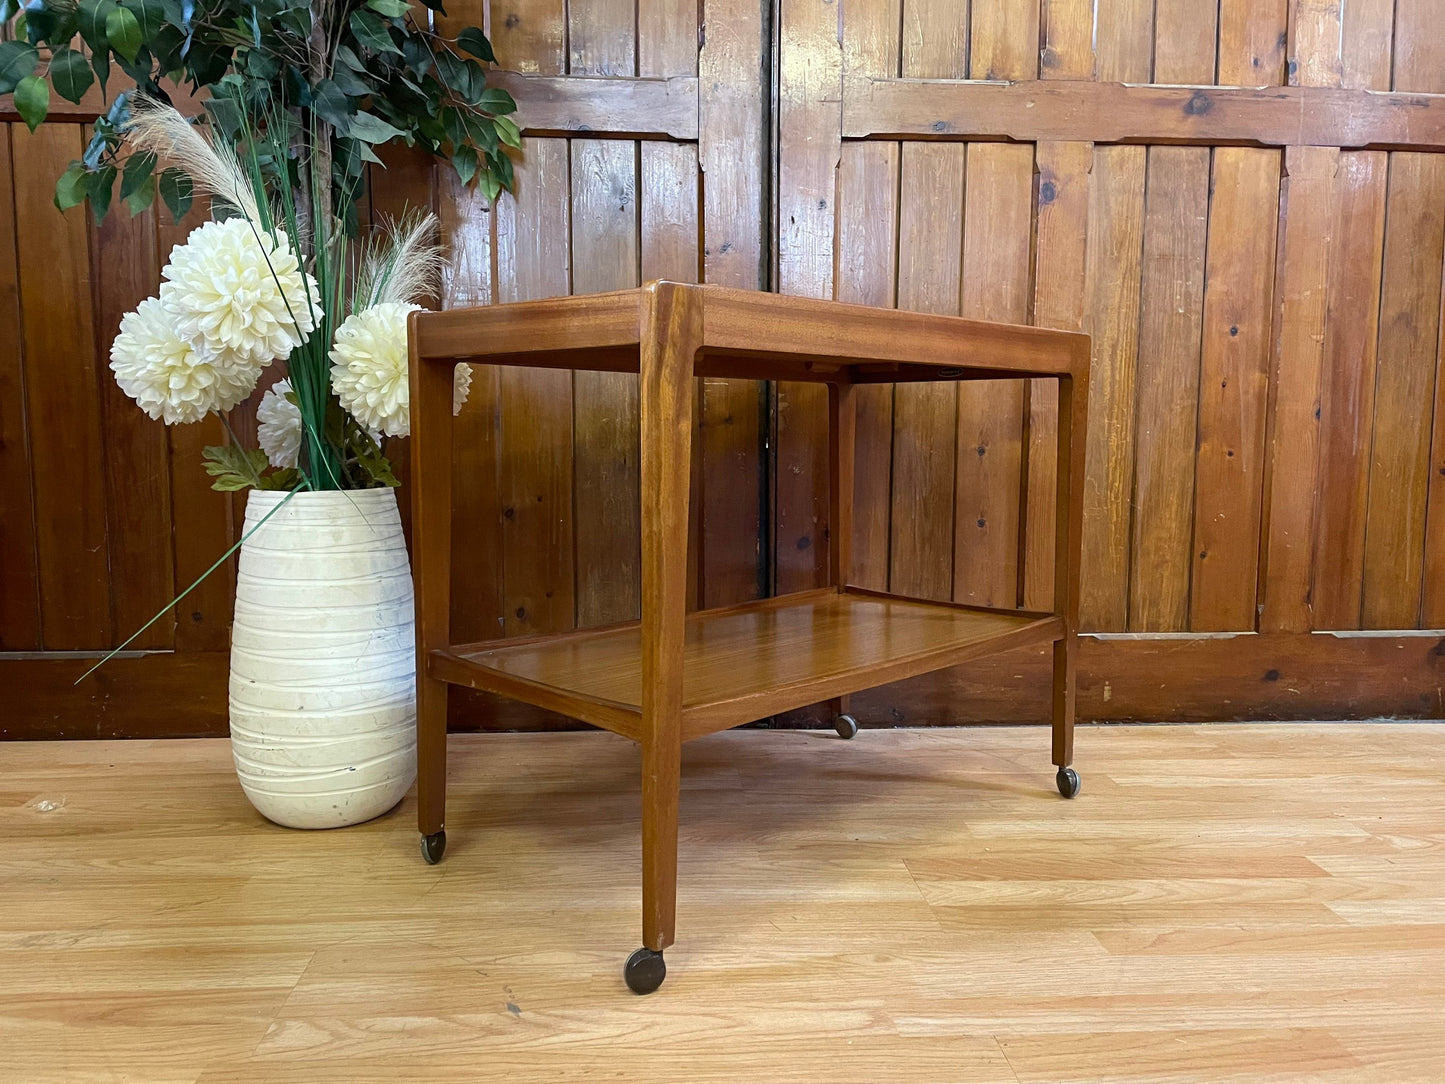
[4,0,1445,736]
[774,0,1445,722]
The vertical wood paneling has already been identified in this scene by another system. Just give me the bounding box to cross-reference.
[1078,145,1146,631]
[1391,0,1445,93]
[1153,0,1219,83]
[1341,0,1394,88]
[1311,151,1386,629]
[1361,154,1445,628]
[1094,0,1154,82]
[1424,343,1445,625]
[775,0,843,594]
[1260,144,1337,633]
[439,170,503,647]
[1190,149,1281,631]
[954,1,1034,610]
[568,0,636,75]
[890,147,962,601]
[491,0,567,73]
[839,0,901,593]
[1218,0,1288,85]
[94,201,175,648]
[1128,146,1210,631]
[837,142,899,592]
[571,138,641,627]
[890,0,966,603]
[0,125,41,649]
[1288,0,1344,87]
[699,0,766,608]
[956,142,1031,608]
[495,137,574,637]
[1026,0,1093,613]
[639,0,697,77]
[13,124,110,649]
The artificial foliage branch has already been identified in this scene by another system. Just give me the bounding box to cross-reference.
[0,0,518,226]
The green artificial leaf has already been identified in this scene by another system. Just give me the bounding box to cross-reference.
[124,173,155,215]
[479,171,500,202]
[476,87,515,114]
[349,9,401,55]
[493,114,521,149]
[311,79,353,135]
[334,44,366,71]
[49,46,96,104]
[349,429,399,487]
[366,0,412,16]
[330,63,369,97]
[489,147,513,189]
[13,75,49,132]
[347,111,406,144]
[202,444,271,492]
[54,163,90,211]
[78,0,119,52]
[453,27,494,63]
[88,163,118,221]
[158,166,193,222]
[106,5,143,63]
[450,142,476,186]
[0,41,39,96]
[257,467,301,491]
[121,0,167,41]
[120,150,156,200]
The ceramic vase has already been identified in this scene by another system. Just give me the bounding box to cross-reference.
[228,488,416,828]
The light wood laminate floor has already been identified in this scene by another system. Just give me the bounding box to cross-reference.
[2,724,1443,1083]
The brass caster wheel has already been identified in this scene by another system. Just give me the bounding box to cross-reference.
[420,830,447,865]
[1056,767,1081,799]
[624,947,666,994]
[834,714,859,740]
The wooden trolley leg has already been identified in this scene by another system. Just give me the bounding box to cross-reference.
[409,314,456,861]
[1052,364,1087,798]
[626,283,699,994]
[825,383,859,740]
[641,733,681,952]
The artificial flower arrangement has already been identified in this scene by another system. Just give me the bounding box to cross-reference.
[108,98,469,494]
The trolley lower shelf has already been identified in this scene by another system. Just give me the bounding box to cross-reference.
[430,586,1063,742]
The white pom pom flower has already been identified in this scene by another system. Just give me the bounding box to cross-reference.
[161,218,319,368]
[109,296,255,424]
[330,303,471,439]
[257,378,302,468]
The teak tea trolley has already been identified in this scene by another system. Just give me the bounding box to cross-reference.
[408,282,1090,994]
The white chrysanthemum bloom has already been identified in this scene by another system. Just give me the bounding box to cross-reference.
[330,303,471,438]
[161,218,319,368]
[256,379,302,468]
[110,296,255,424]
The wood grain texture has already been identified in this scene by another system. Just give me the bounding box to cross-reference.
[93,198,174,650]
[1078,145,1146,632]
[1190,149,1281,632]
[1288,0,1344,88]
[955,142,1032,609]
[1027,141,1092,611]
[5,725,1445,1082]
[1218,0,1288,85]
[1260,145,1337,634]
[1129,146,1210,632]
[0,125,39,650]
[836,140,899,592]
[12,123,109,649]
[570,138,642,628]
[1311,151,1387,630]
[1040,0,1095,79]
[843,80,1445,151]
[1095,0,1154,81]
[774,0,843,594]
[891,142,962,601]
[1153,0,1218,84]
[698,0,767,608]
[495,137,575,637]
[1361,153,1445,629]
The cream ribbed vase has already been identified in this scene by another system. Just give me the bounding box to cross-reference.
[229,488,416,829]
